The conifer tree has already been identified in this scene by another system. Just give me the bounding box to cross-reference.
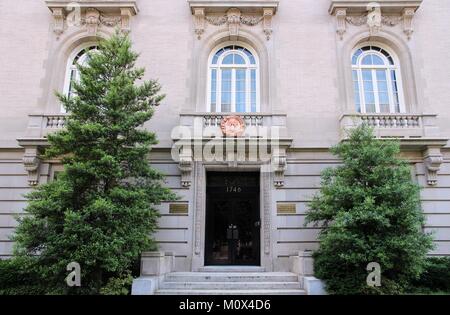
[13,31,175,294]
[306,125,433,294]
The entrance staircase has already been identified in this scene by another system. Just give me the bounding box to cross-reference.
[155,267,306,295]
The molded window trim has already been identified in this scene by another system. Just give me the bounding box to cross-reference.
[207,43,260,113]
[62,44,98,113]
[351,43,406,114]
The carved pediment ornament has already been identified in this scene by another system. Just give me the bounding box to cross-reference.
[49,7,135,38]
[332,3,418,40]
[193,7,275,40]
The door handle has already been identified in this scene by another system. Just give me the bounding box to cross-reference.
[254,221,261,228]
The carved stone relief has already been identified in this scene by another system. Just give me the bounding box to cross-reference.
[192,7,275,40]
[333,5,418,40]
[22,146,41,186]
[49,7,135,38]
[423,147,444,186]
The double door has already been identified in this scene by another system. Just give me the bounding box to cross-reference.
[205,172,260,266]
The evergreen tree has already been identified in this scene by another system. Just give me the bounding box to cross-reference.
[306,125,434,294]
[13,31,175,294]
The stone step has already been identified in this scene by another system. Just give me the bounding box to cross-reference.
[165,272,299,283]
[155,289,306,295]
[198,266,265,272]
[160,281,301,290]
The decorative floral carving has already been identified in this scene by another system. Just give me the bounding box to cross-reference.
[346,15,368,26]
[381,15,402,26]
[333,3,418,40]
[240,15,264,26]
[49,6,136,37]
[347,14,403,27]
[99,15,121,28]
[205,15,228,26]
[193,7,275,40]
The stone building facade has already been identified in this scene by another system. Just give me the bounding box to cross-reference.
[0,0,449,279]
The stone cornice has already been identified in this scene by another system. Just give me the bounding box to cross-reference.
[329,0,422,40]
[329,0,422,15]
[188,0,278,40]
[45,0,139,15]
[188,0,279,14]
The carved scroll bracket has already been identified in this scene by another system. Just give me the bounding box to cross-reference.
[423,146,443,186]
[179,146,194,188]
[272,147,287,188]
[23,146,42,186]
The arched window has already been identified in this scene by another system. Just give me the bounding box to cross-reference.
[63,46,98,100]
[352,45,404,113]
[208,45,260,113]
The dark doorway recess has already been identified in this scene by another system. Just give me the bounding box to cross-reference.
[205,172,261,266]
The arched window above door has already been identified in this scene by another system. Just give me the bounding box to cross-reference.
[351,44,405,114]
[208,44,260,113]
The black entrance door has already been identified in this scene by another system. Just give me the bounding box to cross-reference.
[205,172,260,266]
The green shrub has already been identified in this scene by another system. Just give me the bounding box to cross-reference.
[0,257,46,295]
[100,272,134,295]
[11,31,176,294]
[410,257,450,293]
[306,125,434,295]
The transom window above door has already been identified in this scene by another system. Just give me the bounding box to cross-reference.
[208,45,260,113]
[352,45,405,114]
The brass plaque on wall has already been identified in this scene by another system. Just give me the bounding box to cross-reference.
[169,203,189,214]
[277,203,296,214]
